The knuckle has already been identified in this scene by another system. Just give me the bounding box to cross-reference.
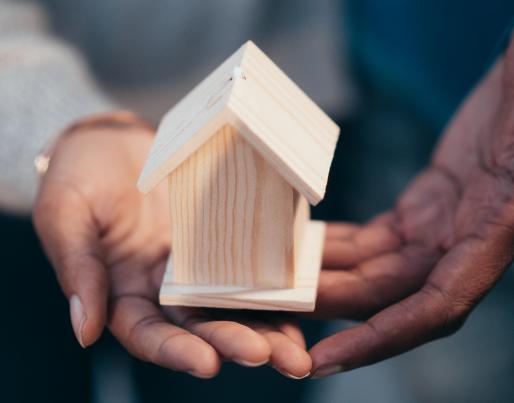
[481,132,514,183]
[57,249,99,274]
[444,302,471,334]
[33,191,72,233]
[422,283,471,336]
[493,147,514,178]
[156,332,191,364]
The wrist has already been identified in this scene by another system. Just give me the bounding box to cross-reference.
[34,110,155,177]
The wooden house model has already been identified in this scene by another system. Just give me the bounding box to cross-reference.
[138,41,340,311]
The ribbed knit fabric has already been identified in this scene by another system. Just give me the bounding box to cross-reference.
[0,1,115,212]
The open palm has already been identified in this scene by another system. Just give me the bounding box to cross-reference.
[309,38,514,377]
[34,124,311,379]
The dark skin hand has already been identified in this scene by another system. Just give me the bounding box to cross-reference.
[309,36,514,378]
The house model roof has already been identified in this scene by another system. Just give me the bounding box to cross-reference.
[137,41,340,205]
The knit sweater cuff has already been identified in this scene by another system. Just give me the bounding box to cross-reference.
[0,35,117,213]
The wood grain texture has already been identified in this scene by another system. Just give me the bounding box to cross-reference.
[228,41,340,205]
[293,192,309,276]
[138,40,337,310]
[137,44,245,193]
[138,40,340,205]
[160,220,325,311]
[168,125,294,288]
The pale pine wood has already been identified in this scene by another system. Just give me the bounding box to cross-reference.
[228,41,340,205]
[139,40,339,311]
[160,220,325,311]
[168,125,294,288]
[137,44,246,193]
[138,40,340,205]
[293,192,310,277]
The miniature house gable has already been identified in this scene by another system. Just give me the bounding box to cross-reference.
[138,41,340,311]
[137,40,340,205]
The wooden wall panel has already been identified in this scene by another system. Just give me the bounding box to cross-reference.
[168,125,295,288]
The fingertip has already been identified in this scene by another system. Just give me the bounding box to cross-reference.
[188,369,220,379]
[188,351,222,379]
[191,342,222,378]
[274,321,306,349]
[69,294,86,348]
[309,334,347,379]
[274,367,311,380]
[160,333,221,377]
[204,321,271,365]
[308,332,354,377]
[274,359,312,380]
[270,337,312,379]
[73,274,109,347]
[311,365,345,379]
[308,339,333,370]
[69,293,107,348]
[81,309,107,347]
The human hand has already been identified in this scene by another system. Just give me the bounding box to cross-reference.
[309,36,514,378]
[33,117,311,379]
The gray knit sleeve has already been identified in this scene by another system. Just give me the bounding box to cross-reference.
[0,1,116,214]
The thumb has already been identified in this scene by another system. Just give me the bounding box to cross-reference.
[34,183,108,347]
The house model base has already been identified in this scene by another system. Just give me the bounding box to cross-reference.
[160,221,325,311]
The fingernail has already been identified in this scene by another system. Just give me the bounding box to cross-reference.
[273,367,310,380]
[188,371,215,379]
[311,365,345,379]
[234,358,269,368]
[69,294,86,348]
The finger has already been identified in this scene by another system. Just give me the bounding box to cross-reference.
[325,222,360,239]
[314,244,439,319]
[325,212,399,240]
[164,308,271,367]
[310,235,509,378]
[109,295,221,378]
[34,184,108,347]
[310,286,446,378]
[269,317,306,349]
[244,321,312,379]
[323,217,403,269]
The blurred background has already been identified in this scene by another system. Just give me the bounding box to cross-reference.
[1,0,513,402]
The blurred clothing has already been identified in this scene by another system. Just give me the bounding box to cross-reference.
[318,0,514,222]
[0,0,348,212]
[344,1,514,129]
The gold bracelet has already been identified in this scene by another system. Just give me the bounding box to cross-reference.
[34,110,155,177]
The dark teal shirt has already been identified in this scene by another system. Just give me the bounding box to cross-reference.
[344,0,514,131]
